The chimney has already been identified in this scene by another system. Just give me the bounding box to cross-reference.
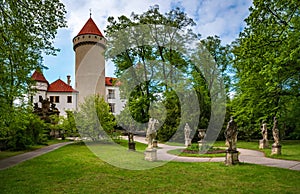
[67,75,71,85]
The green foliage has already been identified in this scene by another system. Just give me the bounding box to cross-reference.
[106,6,230,142]
[157,90,181,142]
[0,107,47,151]
[1,144,300,193]
[0,1,66,149]
[58,111,78,139]
[231,0,300,138]
[75,95,116,141]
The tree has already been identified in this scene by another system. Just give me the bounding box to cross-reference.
[0,1,66,149]
[0,0,66,130]
[106,6,228,142]
[105,5,200,141]
[232,0,300,139]
[75,95,116,141]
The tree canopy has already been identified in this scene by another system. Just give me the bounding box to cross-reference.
[106,5,228,142]
[232,0,300,139]
[0,0,67,150]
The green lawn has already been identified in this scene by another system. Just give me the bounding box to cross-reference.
[168,148,226,157]
[235,140,300,161]
[0,143,299,193]
[166,140,300,161]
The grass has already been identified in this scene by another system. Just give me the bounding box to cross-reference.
[0,143,299,193]
[236,140,300,161]
[0,139,70,160]
[167,140,300,161]
[168,148,226,157]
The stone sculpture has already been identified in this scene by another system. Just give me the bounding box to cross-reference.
[145,118,159,161]
[259,121,269,149]
[224,116,239,165]
[224,116,238,151]
[146,118,159,149]
[271,117,281,155]
[184,123,191,147]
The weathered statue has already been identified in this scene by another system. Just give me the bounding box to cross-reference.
[146,118,159,149]
[224,116,238,151]
[259,120,269,149]
[261,121,268,140]
[184,123,191,146]
[272,117,280,145]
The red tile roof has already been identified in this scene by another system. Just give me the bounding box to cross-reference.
[48,79,78,93]
[105,77,121,86]
[31,70,49,84]
[77,17,104,37]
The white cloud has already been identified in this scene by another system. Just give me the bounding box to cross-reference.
[44,0,253,81]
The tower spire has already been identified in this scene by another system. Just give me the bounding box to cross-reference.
[89,8,92,18]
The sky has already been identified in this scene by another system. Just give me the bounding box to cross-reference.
[43,0,253,86]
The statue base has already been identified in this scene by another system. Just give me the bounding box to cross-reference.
[271,144,281,155]
[144,148,157,161]
[128,142,136,151]
[198,140,208,152]
[259,139,269,149]
[225,150,239,165]
[185,139,192,147]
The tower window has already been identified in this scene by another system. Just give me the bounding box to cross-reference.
[108,89,115,99]
[67,96,72,103]
[39,95,43,102]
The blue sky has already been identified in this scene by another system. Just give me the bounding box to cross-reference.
[43,0,252,86]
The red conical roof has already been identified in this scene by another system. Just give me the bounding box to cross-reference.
[77,17,104,37]
[31,70,49,84]
[48,79,78,93]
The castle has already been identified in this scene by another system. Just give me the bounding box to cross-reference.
[31,17,125,116]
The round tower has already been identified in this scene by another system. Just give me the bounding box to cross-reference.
[73,17,106,104]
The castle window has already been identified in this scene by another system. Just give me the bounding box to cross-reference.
[109,103,115,113]
[67,96,72,103]
[108,89,115,99]
[39,95,43,102]
[50,96,59,103]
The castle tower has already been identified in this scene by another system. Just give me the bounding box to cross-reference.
[73,16,106,104]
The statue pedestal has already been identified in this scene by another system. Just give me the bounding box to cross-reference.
[259,139,269,149]
[128,142,136,151]
[185,139,191,147]
[144,148,157,161]
[198,140,207,152]
[271,144,281,155]
[225,150,239,165]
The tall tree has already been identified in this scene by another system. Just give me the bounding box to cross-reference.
[232,0,300,138]
[0,0,66,107]
[106,6,228,142]
[0,0,66,148]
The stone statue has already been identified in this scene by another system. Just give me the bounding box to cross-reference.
[184,123,191,147]
[261,121,268,140]
[224,116,238,151]
[259,120,269,149]
[272,117,280,145]
[146,118,159,149]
